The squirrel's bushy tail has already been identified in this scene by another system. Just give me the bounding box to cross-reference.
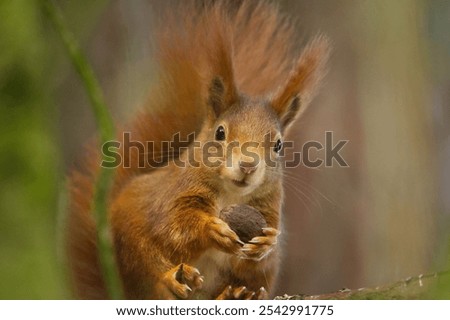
[66,0,329,299]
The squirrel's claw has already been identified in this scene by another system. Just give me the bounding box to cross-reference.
[262,227,281,237]
[256,287,269,300]
[248,235,277,245]
[240,244,273,261]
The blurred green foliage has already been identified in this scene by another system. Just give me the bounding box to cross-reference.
[0,0,106,299]
[0,0,64,298]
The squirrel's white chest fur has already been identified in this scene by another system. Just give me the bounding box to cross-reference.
[192,193,250,297]
[216,192,251,212]
[192,249,230,297]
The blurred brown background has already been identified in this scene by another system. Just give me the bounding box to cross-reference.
[1,0,449,298]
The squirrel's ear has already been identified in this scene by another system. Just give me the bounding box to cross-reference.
[208,76,237,118]
[271,36,330,132]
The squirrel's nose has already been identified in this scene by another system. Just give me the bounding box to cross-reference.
[239,161,257,175]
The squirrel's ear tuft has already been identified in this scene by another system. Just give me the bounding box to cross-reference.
[208,76,237,118]
[208,77,225,118]
[271,35,330,132]
[279,95,301,130]
[205,18,238,119]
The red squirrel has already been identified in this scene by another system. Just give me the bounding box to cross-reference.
[66,1,329,299]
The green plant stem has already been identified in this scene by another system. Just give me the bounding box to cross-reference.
[42,0,123,299]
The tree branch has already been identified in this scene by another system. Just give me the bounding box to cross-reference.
[275,271,450,300]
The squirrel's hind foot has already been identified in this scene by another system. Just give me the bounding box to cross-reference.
[157,263,203,299]
[216,285,268,300]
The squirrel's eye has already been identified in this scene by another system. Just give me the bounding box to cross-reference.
[274,139,283,153]
[215,125,226,141]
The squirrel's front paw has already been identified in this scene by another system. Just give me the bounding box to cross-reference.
[208,217,244,254]
[240,227,280,261]
[158,263,204,299]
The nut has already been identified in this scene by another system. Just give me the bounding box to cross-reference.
[219,204,267,243]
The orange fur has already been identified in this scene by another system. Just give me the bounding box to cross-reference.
[66,0,329,299]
